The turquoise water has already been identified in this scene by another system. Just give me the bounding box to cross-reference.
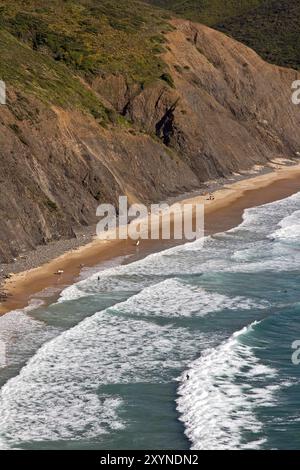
[1,192,300,449]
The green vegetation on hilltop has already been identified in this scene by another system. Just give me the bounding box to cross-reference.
[0,0,170,82]
[216,0,300,71]
[1,0,299,122]
[0,0,171,118]
[146,0,264,25]
[0,28,110,123]
[147,0,300,71]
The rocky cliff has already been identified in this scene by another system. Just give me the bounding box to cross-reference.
[1,17,300,262]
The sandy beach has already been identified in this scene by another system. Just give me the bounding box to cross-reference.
[1,161,300,315]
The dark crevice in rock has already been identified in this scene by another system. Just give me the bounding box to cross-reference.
[155,99,179,146]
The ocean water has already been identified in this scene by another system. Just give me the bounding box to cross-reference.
[0,192,300,449]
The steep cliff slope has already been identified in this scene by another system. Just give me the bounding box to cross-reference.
[1,4,300,262]
[0,88,198,262]
[124,19,300,180]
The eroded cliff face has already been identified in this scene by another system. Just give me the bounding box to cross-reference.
[126,20,300,179]
[0,90,198,262]
[1,19,300,261]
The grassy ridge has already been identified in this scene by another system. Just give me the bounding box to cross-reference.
[147,0,300,71]
[216,0,300,70]
[0,0,171,116]
[1,0,299,119]
[0,28,110,122]
[146,0,265,25]
[0,0,169,82]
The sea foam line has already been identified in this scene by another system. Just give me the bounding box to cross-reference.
[176,321,278,450]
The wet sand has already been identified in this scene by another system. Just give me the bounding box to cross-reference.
[1,163,300,315]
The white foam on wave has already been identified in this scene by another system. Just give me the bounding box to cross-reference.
[234,191,300,235]
[58,262,155,303]
[269,209,300,244]
[57,248,197,304]
[59,254,134,301]
[215,249,300,273]
[0,306,207,447]
[1,192,299,448]
[115,279,268,318]
[177,322,278,450]
[57,191,300,304]
[0,300,58,368]
[0,276,269,448]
